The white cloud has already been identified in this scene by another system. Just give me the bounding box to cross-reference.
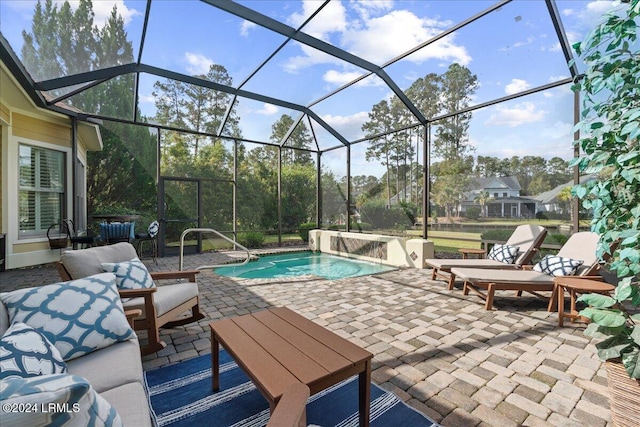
[289,0,347,38]
[342,10,469,65]
[62,1,140,27]
[484,102,546,127]
[255,103,279,115]
[504,78,531,95]
[240,20,257,36]
[184,52,213,75]
[541,121,572,140]
[562,8,575,16]
[138,93,155,104]
[322,111,369,141]
[322,69,385,87]
[284,4,469,73]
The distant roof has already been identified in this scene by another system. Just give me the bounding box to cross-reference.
[534,174,597,204]
[472,176,521,191]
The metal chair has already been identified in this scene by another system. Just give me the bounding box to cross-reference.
[135,220,159,263]
[63,219,99,249]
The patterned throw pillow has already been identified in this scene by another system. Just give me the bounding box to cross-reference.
[0,273,134,361]
[533,255,584,277]
[101,258,155,291]
[487,244,520,264]
[147,220,159,238]
[0,322,67,379]
[0,373,123,427]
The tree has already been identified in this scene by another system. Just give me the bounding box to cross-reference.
[474,191,491,218]
[271,115,313,166]
[363,100,395,207]
[434,64,478,159]
[22,0,158,220]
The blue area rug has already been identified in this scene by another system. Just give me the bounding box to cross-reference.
[145,351,440,427]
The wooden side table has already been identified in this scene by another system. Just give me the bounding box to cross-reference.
[459,248,486,259]
[549,277,616,327]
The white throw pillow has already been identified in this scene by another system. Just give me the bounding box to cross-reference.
[0,322,67,379]
[487,244,519,264]
[533,254,584,277]
[101,258,155,291]
[0,273,134,361]
[0,373,123,427]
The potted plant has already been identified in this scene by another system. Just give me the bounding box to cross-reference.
[569,1,639,425]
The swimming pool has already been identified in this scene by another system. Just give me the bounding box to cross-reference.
[214,252,395,280]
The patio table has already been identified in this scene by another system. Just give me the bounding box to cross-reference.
[210,307,373,426]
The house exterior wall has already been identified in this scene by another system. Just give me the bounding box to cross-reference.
[1,63,101,270]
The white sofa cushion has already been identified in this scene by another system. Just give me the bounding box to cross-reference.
[122,282,199,317]
[61,243,138,280]
[66,339,143,394]
[100,382,152,427]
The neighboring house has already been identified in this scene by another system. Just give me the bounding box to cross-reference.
[1,60,102,269]
[534,174,597,213]
[461,176,538,218]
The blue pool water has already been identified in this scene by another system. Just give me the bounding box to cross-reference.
[214,252,395,280]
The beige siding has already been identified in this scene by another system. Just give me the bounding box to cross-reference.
[12,113,70,147]
[0,125,3,233]
[0,103,9,125]
[13,241,52,253]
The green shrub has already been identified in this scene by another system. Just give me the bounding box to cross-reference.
[545,233,569,246]
[351,222,372,232]
[464,206,481,220]
[298,222,317,242]
[359,199,413,229]
[237,232,264,248]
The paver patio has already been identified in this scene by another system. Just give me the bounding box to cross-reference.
[0,247,612,427]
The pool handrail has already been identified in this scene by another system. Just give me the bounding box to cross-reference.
[179,228,251,271]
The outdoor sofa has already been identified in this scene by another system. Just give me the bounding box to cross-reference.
[0,275,309,427]
[426,224,548,289]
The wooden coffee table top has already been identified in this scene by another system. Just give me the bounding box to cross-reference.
[210,307,373,402]
[553,276,616,292]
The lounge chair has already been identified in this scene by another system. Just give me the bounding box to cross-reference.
[55,242,205,355]
[426,224,548,289]
[450,231,603,310]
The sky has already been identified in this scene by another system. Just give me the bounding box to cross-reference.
[0,0,626,177]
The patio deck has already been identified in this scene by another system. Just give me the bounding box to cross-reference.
[1,247,611,427]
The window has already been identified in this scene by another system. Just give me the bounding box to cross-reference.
[503,192,508,197]
[19,144,65,237]
[494,193,498,198]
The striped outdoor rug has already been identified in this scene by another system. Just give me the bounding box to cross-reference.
[145,351,440,427]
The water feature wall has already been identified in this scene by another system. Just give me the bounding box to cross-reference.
[308,230,433,268]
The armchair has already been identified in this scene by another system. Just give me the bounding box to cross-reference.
[56,243,205,356]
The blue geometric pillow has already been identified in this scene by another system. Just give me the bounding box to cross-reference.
[487,243,519,264]
[533,255,584,277]
[0,273,134,361]
[1,322,67,379]
[101,258,155,291]
[0,374,123,426]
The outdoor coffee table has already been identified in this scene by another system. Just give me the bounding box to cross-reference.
[549,276,616,327]
[210,307,373,426]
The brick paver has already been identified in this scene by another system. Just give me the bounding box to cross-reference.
[0,247,613,426]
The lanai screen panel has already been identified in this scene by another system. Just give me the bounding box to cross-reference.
[311,74,418,144]
[141,0,286,88]
[321,146,348,228]
[234,97,305,144]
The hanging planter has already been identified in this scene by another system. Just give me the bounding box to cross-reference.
[606,359,640,427]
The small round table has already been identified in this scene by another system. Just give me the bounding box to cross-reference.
[549,277,616,327]
[458,248,486,259]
